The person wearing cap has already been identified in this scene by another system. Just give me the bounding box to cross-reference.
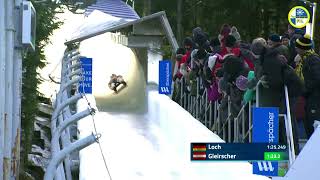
[281,33,290,47]
[295,34,320,138]
[183,37,194,67]
[229,26,241,45]
[220,35,254,70]
[172,48,186,102]
[268,34,290,61]
[173,47,186,81]
[209,37,221,54]
[288,24,305,68]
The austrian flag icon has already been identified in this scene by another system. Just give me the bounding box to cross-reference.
[192,152,206,160]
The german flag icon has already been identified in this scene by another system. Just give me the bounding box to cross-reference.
[192,143,207,160]
[192,144,206,152]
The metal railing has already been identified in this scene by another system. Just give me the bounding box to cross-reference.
[175,76,296,165]
[44,49,99,180]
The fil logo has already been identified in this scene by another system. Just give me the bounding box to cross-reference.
[258,162,274,172]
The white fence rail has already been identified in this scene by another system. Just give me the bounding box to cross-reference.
[175,77,296,165]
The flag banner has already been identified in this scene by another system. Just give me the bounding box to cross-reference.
[190,143,288,161]
[78,57,92,94]
[252,107,281,177]
[159,60,172,94]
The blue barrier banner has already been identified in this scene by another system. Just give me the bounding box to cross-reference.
[159,60,172,94]
[252,107,279,176]
[78,57,92,94]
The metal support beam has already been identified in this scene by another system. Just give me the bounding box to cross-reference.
[44,134,98,180]
[51,108,92,149]
[126,35,163,49]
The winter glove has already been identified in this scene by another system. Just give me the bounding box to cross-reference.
[216,68,224,78]
[173,74,178,82]
[260,75,269,88]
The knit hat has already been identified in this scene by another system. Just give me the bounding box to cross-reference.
[268,34,281,42]
[183,37,193,47]
[209,38,220,47]
[281,34,290,41]
[230,26,241,42]
[296,34,312,50]
[251,38,267,55]
[225,35,237,48]
[176,47,185,55]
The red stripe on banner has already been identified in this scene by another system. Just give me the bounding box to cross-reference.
[193,145,206,149]
[192,152,206,155]
[192,156,206,160]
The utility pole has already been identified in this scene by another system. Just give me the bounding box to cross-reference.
[0,0,22,178]
[0,0,6,177]
[4,0,15,178]
[12,0,23,178]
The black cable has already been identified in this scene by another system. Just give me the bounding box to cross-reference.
[79,70,113,180]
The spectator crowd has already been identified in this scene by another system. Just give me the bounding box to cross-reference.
[172,24,320,154]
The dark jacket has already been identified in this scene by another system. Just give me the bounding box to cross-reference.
[302,54,320,97]
[221,55,248,83]
[254,48,286,107]
[288,33,303,67]
[252,48,303,107]
[273,44,290,61]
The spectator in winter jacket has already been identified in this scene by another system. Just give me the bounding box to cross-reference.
[192,27,210,50]
[220,35,254,70]
[209,37,221,54]
[183,37,194,66]
[250,37,301,153]
[281,33,290,47]
[229,26,241,45]
[219,24,232,47]
[173,48,187,81]
[295,34,320,138]
[268,34,290,61]
[288,25,305,68]
[217,55,246,142]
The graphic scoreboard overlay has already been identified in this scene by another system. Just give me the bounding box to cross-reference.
[190,143,288,161]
